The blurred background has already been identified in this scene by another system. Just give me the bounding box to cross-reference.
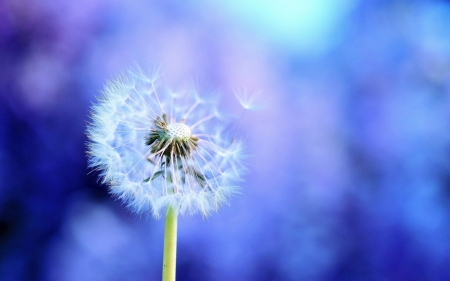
[2,0,450,280]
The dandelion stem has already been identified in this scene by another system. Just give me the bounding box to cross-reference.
[162,206,178,281]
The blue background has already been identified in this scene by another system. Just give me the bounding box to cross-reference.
[2,0,450,280]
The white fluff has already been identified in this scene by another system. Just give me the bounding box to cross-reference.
[86,66,246,218]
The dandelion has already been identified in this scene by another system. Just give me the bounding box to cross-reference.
[86,66,248,281]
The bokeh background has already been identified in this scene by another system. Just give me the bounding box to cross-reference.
[2,0,450,280]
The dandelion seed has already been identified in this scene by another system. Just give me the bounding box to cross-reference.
[86,66,246,218]
[233,89,265,111]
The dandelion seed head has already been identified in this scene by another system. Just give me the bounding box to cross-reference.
[86,66,247,218]
[165,123,192,141]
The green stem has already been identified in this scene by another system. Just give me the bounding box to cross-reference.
[162,206,178,281]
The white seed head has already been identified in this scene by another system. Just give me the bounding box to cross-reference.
[166,123,191,140]
[86,66,246,218]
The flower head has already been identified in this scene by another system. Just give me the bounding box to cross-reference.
[87,67,246,217]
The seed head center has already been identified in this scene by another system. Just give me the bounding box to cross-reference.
[166,123,191,140]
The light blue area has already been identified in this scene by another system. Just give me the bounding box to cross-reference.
[222,0,358,55]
